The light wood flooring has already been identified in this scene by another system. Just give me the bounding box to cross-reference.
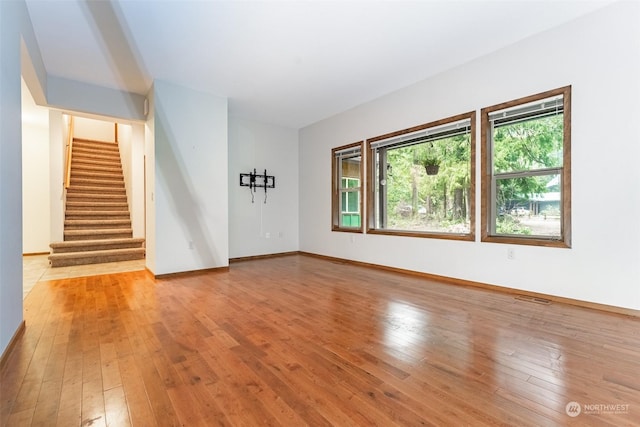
[2,254,639,426]
[22,254,146,299]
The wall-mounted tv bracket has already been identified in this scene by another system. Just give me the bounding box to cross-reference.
[240,168,275,203]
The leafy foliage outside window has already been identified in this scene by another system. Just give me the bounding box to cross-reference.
[482,86,571,247]
[384,134,471,232]
[368,113,475,238]
[493,115,563,236]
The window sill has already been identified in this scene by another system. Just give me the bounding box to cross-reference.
[482,235,570,248]
[367,228,474,241]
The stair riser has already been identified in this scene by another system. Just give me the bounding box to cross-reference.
[73,144,119,151]
[67,194,127,199]
[67,201,128,206]
[70,159,120,167]
[65,224,132,230]
[72,151,120,158]
[73,146,120,155]
[51,242,144,253]
[71,172,122,180]
[71,150,120,163]
[71,172,123,180]
[72,165,122,174]
[66,212,129,216]
[50,238,144,250]
[50,251,145,267]
[70,179,124,185]
[72,160,121,168]
[72,144,119,153]
[70,180,125,188]
[66,218,130,223]
[67,188,126,194]
[73,140,118,147]
[65,233,133,241]
[67,202,128,207]
[66,208,129,213]
[66,206,129,212]
[64,215,131,224]
[73,151,120,158]
[66,194,127,200]
[72,161,122,170]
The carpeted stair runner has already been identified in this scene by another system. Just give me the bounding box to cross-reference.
[49,138,145,267]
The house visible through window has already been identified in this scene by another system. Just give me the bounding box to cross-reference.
[341,177,361,227]
[332,143,363,232]
[366,112,475,239]
[481,86,571,247]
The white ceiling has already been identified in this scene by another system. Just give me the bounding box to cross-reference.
[24,0,611,129]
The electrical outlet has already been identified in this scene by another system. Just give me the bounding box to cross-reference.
[265,232,271,239]
[507,247,515,260]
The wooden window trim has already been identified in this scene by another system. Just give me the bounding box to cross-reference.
[332,141,364,233]
[480,86,572,248]
[366,112,476,241]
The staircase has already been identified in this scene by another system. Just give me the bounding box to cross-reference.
[49,139,145,267]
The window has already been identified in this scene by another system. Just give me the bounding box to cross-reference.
[481,86,571,247]
[366,112,475,239]
[332,142,363,232]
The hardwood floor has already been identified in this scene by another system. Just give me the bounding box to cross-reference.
[2,254,639,426]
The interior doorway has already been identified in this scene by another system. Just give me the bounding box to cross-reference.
[20,78,146,298]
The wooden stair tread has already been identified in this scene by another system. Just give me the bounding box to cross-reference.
[72,154,121,163]
[69,178,125,187]
[66,210,130,215]
[66,200,128,205]
[72,170,124,179]
[48,248,145,267]
[65,227,133,234]
[71,164,122,173]
[49,247,145,259]
[72,159,122,167]
[66,193,127,199]
[65,219,132,226]
[51,237,145,249]
[67,185,126,193]
[71,149,120,156]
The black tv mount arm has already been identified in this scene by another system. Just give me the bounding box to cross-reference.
[240,168,275,203]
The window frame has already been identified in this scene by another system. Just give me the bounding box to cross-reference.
[332,142,364,233]
[366,112,476,241]
[481,86,572,248]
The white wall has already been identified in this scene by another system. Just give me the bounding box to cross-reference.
[145,88,156,273]
[228,118,299,258]
[1,0,29,358]
[118,123,145,238]
[130,124,145,239]
[74,116,116,142]
[119,124,133,221]
[22,98,50,253]
[22,118,50,254]
[49,111,65,243]
[47,75,146,122]
[299,1,640,311]
[151,80,228,275]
